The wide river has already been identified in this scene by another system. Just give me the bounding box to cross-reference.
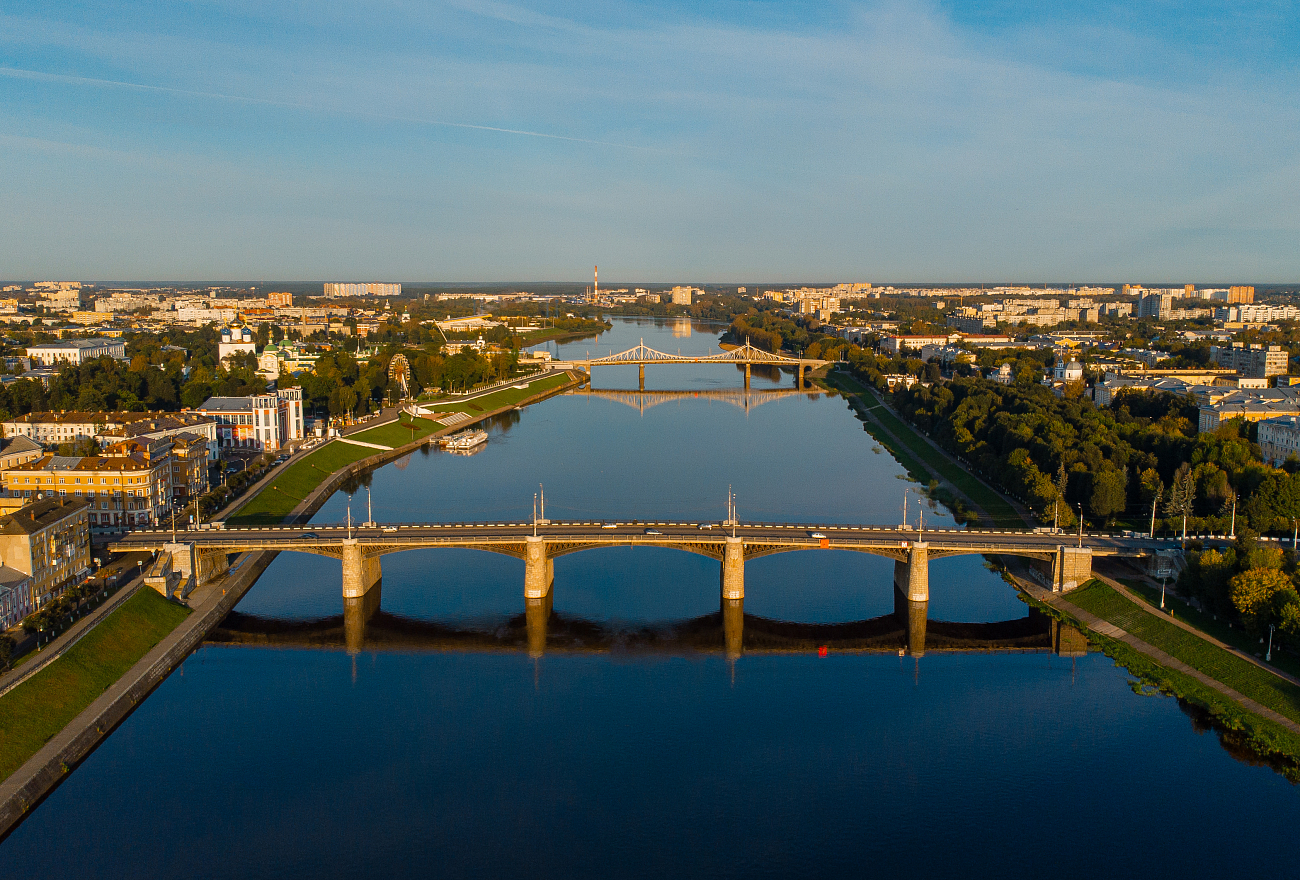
[3,318,1296,877]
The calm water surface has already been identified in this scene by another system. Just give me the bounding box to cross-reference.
[2,318,1296,878]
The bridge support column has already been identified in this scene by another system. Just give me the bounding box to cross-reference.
[720,536,744,600]
[341,538,382,599]
[893,542,929,656]
[1053,546,1092,592]
[344,584,382,654]
[797,364,806,390]
[722,597,743,659]
[526,590,553,658]
[524,535,553,599]
[638,363,645,391]
[744,363,751,389]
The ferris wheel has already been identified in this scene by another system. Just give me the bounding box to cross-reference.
[388,353,412,400]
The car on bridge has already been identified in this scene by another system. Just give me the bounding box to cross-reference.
[809,532,827,539]
[644,528,662,535]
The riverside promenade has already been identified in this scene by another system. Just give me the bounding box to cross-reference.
[0,371,583,839]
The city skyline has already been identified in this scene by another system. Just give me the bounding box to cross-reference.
[2,1,1298,280]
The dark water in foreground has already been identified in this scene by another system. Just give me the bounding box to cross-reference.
[2,319,1296,878]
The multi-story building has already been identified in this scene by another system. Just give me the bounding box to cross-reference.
[669,286,697,306]
[0,565,33,629]
[0,436,43,478]
[1214,304,1300,325]
[2,411,216,451]
[267,291,294,308]
[0,497,91,606]
[881,335,958,356]
[323,282,401,297]
[191,387,304,451]
[1210,342,1289,378]
[1,447,170,536]
[167,433,210,502]
[1258,415,1300,466]
[1228,286,1255,304]
[25,338,127,366]
[1198,390,1300,433]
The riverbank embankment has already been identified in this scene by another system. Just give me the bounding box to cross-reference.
[0,370,584,839]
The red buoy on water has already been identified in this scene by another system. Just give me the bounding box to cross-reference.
[818,645,828,657]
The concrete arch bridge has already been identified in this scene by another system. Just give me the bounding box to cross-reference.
[114,521,1166,656]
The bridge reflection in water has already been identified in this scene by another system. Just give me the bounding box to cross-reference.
[211,584,1090,662]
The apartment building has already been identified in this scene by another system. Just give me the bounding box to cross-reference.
[0,497,91,606]
[191,387,304,451]
[1197,390,1300,433]
[0,436,43,475]
[0,565,33,629]
[25,338,127,366]
[323,283,401,297]
[1,447,170,535]
[1214,305,1300,325]
[1209,342,1289,378]
[2,411,216,451]
[167,433,210,502]
[1258,416,1300,466]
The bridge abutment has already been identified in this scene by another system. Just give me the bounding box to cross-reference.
[720,536,745,600]
[341,539,382,599]
[525,535,554,599]
[1052,546,1092,592]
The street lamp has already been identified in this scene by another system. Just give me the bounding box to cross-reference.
[1266,623,1275,663]
[1160,574,1167,610]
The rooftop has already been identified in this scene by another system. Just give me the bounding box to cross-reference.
[0,497,90,536]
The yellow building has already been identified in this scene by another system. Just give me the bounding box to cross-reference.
[2,445,171,536]
[0,497,91,606]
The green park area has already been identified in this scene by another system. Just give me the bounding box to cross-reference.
[229,372,576,526]
[0,588,191,781]
[1068,580,1300,727]
[823,370,1025,528]
[417,372,573,416]
[227,441,377,525]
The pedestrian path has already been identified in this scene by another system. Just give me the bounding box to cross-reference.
[335,437,394,451]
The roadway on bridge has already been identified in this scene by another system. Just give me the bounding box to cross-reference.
[114,521,1168,555]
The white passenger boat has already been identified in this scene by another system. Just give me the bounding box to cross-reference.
[442,429,488,451]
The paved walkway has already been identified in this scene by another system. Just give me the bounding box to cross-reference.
[0,579,144,698]
[1022,579,1300,735]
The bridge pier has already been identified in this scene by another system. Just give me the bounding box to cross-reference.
[638,363,645,391]
[1052,546,1092,592]
[797,364,806,390]
[723,596,743,659]
[525,535,554,599]
[526,590,553,658]
[893,542,929,656]
[744,363,751,389]
[720,536,744,600]
[341,539,382,599]
[344,584,382,654]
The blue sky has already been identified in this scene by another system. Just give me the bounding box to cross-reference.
[1,1,1297,282]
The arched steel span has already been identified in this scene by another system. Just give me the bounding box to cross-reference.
[573,340,829,369]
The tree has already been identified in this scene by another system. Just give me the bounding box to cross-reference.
[1090,467,1127,523]
[0,634,14,672]
[1165,462,1195,524]
[1229,568,1297,635]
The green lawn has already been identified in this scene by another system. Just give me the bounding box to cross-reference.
[825,371,1026,527]
[1069,580,1300,725]
[1118,578,1300,681]
[227,441,375,526]
[350,415,442,448]
[419,372,572,415]
[0,588,191,781]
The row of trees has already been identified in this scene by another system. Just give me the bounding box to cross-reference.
[1181,531,1300,644]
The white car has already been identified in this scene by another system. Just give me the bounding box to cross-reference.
[601,523,618,529]
[809,532,828,539]
[698,523,714,530]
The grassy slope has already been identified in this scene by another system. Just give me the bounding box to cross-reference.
[1069,580,1300,725]
[825,371,1025,527]
[228,442,374,525]
[419,372,571,414]
[350,415,442,448]
[0,589,191,781]
[1119,578,1300,681]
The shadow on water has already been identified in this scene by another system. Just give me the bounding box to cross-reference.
[209,605,1057,655]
